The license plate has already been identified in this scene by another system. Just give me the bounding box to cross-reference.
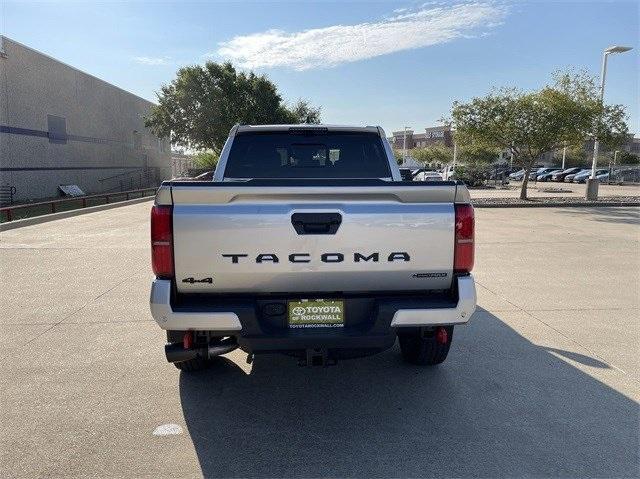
[288,299,344,328]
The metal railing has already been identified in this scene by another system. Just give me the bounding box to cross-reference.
[0,187,157,223]
[98,167,160,192]
[0,185,16,205]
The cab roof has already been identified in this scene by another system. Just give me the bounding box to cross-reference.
[235,124,384,135]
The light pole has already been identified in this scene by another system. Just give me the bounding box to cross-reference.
[450,142,458,180]
[403,126,411,163]
[609,149,620,183]
[561,145,567,170]
[586,45,633,200]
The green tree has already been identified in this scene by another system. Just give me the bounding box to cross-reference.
[616,151,639,165]
[556,144,590,168]
[453,144,501,186]
[285,99,322,124]
[411,145,453,167]
[145,62,321,151]
[392,148,405,165]
[451,70,628,199]
[458,144,500,164]
[193,150,219,169]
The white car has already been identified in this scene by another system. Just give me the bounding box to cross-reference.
[414,171,443,181]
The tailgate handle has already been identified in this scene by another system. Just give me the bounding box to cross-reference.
[291,213,342,235]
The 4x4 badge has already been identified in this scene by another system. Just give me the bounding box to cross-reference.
[182,277,213,284]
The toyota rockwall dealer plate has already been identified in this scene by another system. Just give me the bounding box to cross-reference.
[288,299,345,328]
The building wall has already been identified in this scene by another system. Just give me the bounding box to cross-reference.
[390,126,453,150]
[390,122,637,165]
[0,36,171,202]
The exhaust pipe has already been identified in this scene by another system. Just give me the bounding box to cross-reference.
[165,342,203,363]
[208,338,239,357]
[165,337,239,363]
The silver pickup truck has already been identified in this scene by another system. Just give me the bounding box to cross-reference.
[150,125,476,370]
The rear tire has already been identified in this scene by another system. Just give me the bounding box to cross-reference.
[399,326,454,365]
[173,355,211,372]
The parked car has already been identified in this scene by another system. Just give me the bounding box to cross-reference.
[509,169,526,180]
[611,168,640,183]
[414,171,443,181]
[489,165,514,178]
[400,168,427,181]
[486,168,511,185]
[441,165,456,180]
[537,169,563,182]
[573,169,607,183]
[564,168,591,183]
[510,167,547,181]
[529,168,557,180]
[551,167,583,182]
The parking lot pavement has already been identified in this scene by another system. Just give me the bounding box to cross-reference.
[1,203,638,478]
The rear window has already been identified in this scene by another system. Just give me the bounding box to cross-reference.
[224,131,392,179]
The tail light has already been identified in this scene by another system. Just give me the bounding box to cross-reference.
[151,205,174,279]
[454,203,474,274]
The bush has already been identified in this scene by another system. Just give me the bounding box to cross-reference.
[193,150,219,169]
[454,163,490,187]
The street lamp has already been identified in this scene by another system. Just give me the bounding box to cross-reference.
[450,142,458,180]
[586,45,633,200]
[403,126,411,162]
[608,149,620,184]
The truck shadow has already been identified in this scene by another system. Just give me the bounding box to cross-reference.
[178,308,639,478]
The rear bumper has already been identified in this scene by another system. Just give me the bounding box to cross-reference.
[150,280,242,331]
[391,275,476,327]
[150,275,476,346]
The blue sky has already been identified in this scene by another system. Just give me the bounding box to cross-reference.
[2,1,638,136]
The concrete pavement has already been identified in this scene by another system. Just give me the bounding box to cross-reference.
[1,203,639,478]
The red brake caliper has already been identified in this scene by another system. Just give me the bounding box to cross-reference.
[436,327,448,345]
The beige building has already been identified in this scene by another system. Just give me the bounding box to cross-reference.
[390,126,454,150]
[0,36,171,202]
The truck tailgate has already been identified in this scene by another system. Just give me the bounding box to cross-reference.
[169,181,458,294]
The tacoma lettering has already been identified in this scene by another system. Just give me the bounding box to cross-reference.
[221,252,411,264]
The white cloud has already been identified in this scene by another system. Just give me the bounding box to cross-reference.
[133,56,171,66]
[215,2,508,71]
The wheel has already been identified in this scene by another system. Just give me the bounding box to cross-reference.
[166,331,212,372]
[399,326,454,365]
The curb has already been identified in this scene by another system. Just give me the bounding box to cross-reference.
[473,201,639,208]
[0,196,153,231]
